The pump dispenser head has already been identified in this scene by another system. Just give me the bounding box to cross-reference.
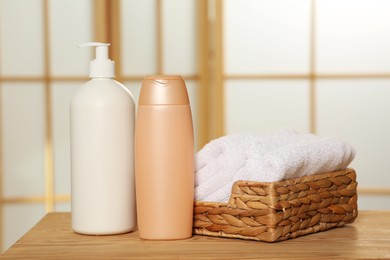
[79,42,115,78]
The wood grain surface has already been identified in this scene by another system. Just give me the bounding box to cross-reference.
[2,211,390,259]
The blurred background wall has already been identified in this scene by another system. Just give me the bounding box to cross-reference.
[1,0,390,252]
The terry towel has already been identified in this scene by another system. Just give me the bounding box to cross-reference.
[195,130,356,202]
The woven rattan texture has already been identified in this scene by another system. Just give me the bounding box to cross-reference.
[193,168,358,242]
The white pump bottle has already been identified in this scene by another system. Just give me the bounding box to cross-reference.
[70,42,136,235]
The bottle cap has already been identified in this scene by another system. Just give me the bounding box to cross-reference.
[79,42,115,78]
[139,75,190,105]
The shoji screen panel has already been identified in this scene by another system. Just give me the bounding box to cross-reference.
[317,79,390,188]
[2,83,46,198]
[225,80,310,134]
[121,0,157,76]
[222,0,390,211]
[0,0,44,77]
[51,82,81,204]
[49,0,92,212]
[317,0,390,73]
[120,0,198,77]
[0,0,93,251]
[0,0,46,252]
[162,0,197,75]
[49,0,92,76]
[224,0,311,134]
[120,0,199,150]
[316,0,390,209]
[224,0,310,75]
[1,83,46,252]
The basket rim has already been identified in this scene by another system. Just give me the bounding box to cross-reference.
[194,168,356,207]
[233,168,355,188]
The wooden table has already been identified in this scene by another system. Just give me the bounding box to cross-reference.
[1,211,390,259]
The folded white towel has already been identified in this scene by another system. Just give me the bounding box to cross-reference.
[195,131,356,202]
[195,129,300,201]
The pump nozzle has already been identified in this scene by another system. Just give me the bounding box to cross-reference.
[79,42,115,78]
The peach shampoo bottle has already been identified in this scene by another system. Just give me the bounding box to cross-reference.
[135,75,194,240]
[70,42,136,235]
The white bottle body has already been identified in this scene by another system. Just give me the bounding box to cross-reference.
[70,78,136,235]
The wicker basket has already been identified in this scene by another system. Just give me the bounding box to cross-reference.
[193,168,358,242]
